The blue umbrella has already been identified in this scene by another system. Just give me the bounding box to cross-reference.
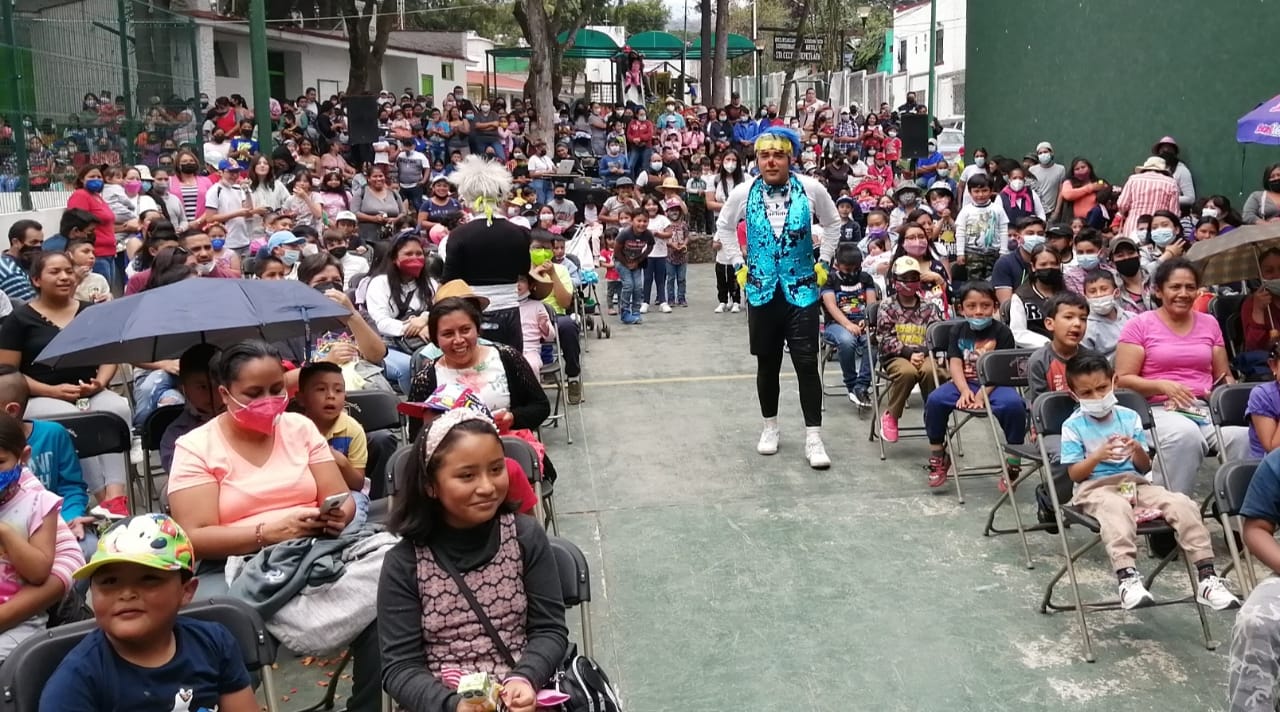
[1238,94,1280,145]
[36,279,351,369]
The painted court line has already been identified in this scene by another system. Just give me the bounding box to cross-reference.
[584,372,796,387]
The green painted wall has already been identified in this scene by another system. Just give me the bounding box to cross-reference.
[967,0,1280,204]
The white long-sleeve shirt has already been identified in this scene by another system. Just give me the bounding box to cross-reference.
[365,273,427,337]
[954,202,1010,259]
[714,174,841,266]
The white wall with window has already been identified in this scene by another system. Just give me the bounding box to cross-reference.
[887,0,966,118]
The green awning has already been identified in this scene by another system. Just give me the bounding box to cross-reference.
[487,28,622,59]
[626,31,686,59]
[686,33,756,59]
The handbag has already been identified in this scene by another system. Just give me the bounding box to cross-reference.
[428,544,622,712]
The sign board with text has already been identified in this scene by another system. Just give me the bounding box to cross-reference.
[772,34,824,62]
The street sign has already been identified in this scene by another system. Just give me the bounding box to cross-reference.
[772,34,824,62]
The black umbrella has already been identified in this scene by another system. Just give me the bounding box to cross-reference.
[36,279,351,369]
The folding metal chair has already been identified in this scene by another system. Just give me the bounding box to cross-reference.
[1032,390,1216,663]
[923,319,1017,504]
[866,302,929,459]
[547,535,595,658]
[539,304,572,444]
[0,596,280,712]
[139,403,184,510]
[1209,383,1254,464]
[502,436,556,534]
[346,389,409,443]
[972,348,1041,568]
[1214,459,1263,596]
[45,411,134,514]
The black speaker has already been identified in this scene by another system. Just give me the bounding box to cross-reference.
[346,95,379,145]
[899,112,930,160]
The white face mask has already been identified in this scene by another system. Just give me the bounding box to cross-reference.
[1076,390,1118,419]
[722,161,737,172]
[1087,295,1115,315]
[1008,179,1025,192]
[1202,207,1219,219]
[302,243,319,256]
[195,261,215,275]
[974,156,986,167]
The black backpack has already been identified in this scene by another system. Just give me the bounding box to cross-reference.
[554,645,623,712]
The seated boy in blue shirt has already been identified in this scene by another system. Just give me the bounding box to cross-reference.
[0,364,94,555]
[39,513,257,712]
[1059,353,1238,611]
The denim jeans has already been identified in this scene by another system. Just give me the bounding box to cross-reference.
[822,322,871,393]
[348,490,370,530]
[92,256,116,289]
[616,262,643,315]
[531,179,553,205]
[383,348,413,394]
[473,137,505,161]
[398,185,424,210]
[644,256,668,305]
[132,368,184,428]
[665,261,687,303]
[924,381,1027,446]
[628,146,651,177]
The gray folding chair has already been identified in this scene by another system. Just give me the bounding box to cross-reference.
[1214,459,1263,596]
[539,304,572,444]
[0,596,280,712]
[973,348,1040,568]
[547,535,594,658]
[503,436,556,534]
[46,411,134,514]
[139,403,184,510]
[1209,383,1254,464]
[1032,390,1216,662]
[346,389,409,443]
[866,302,929,458]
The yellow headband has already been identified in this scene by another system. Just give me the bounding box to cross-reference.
[754,134,794,156]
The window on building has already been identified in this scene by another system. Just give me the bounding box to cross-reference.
[214,41,239,78]
[897,39,906,72]
[441,63,454,81]
[935,25,944,65]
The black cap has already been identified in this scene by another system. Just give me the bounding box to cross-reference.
[1047,223,1073,238]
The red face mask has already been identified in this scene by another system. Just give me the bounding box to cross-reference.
[226,393,288,435]
[398,257,426,278]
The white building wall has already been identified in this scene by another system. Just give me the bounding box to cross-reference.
[888,0,965,117]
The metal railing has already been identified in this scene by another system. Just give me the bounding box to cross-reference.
[0,0,201,211]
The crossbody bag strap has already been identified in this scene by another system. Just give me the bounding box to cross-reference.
[426,543,518,668]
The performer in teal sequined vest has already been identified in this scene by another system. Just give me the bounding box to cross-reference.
[714,127,842,470]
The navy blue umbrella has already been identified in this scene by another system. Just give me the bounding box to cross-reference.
[36,279,351,369]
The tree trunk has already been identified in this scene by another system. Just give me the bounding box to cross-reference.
[779,0,813,117]
[514,0,556,148]
[698,0,712,106]
[343,0,394,93]
[710,0,729,105]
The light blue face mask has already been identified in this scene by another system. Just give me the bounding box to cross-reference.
[967,316,993,330]
[1022,235,1046,251]
[1075,253,1100,270]
[1150,227,1176,246]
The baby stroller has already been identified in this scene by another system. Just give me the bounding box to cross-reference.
[563,223,610,341]
[570,131,597,175]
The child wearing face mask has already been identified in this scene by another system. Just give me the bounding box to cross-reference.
[954,174,1009,282]
[1059,352,1238,612]
[1062,228,1109,296]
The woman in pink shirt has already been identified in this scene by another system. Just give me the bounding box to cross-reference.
[168,339,382,711]
[1115,258,1250,495]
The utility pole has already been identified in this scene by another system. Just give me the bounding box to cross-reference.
[926,0,937,130]
[680,0,687,88]
[249,0,274,158]
[751,0,757,104]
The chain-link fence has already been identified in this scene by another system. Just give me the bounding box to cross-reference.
[0,0,201,212]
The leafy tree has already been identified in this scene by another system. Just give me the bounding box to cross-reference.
[514,0,611,146]
[612,0,669,36]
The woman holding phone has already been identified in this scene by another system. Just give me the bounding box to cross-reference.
[167,339,383,712]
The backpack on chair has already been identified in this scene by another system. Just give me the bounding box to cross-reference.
[555,644,623,712]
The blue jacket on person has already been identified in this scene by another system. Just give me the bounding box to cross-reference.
[733,120,759,146]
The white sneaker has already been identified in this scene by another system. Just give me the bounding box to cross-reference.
[714,303,726,313]
[129,435,144,465]
[1196,575,1241,611]
[1118,576,1154,610]
[757,424,780,455]
[805,434,830,469]
[659,302,672,313]
[639,303,649,314]
[730,303,741,313]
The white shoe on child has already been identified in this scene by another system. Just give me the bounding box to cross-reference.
[730,303,741,313]
[714,303,726,313]
[1118,576,1154,610]
[659,302,672,313]
[1196,575,1241,611]
[639,303,649,314]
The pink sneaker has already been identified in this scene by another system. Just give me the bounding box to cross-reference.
[880,411,899,443]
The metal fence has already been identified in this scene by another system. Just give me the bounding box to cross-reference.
[731,68,891,114]
[0,0,201,212]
